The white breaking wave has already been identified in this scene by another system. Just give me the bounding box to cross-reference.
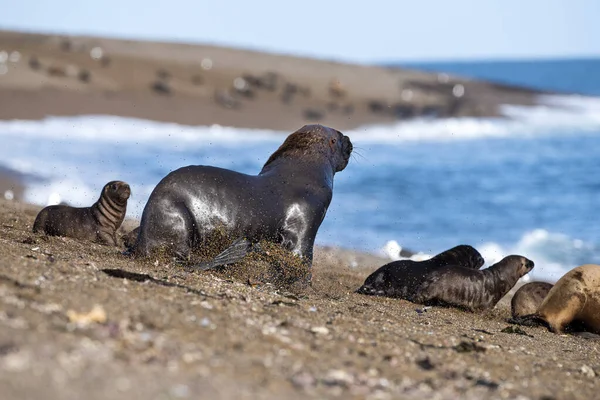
[0,94,599,147]
[379,229,599,282]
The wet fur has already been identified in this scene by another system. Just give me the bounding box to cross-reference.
[131,124,352,270]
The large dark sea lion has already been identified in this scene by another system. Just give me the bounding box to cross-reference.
[131,124,352,270]
[511,281,553,318]
[510,264,600,334]
[33,181,131,246]
[358,246,533,311]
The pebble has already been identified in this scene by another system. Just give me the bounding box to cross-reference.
[310,326,329,335]
[323,369,354,386]
[581,365,596,378]
[290,371,315,389]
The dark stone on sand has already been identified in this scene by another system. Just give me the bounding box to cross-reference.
[46,65,67,78]
[151,81,171,95]
[28,56,41,70]
[368,100,387,114]
[78,69,91,83]
[214,89,241,109]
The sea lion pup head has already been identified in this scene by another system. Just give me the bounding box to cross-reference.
[103,181,131,205]
[511,281,553,318]
[262,124,353,172]
[501,255,535,278]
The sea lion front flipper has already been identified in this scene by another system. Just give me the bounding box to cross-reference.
[430,245,484,269]
[193,238,253,271]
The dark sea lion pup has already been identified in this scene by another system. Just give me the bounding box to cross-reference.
[33,181,131,246]
[357,244,485,298]
[131,124,352,271]
[510,264,600,334]
[511,281,553,318]
[357,245,533,311]
[411,255,534,311]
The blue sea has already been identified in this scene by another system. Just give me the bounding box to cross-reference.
[2,58,600,281]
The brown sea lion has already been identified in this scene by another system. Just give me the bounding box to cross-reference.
[358,249,533,312]
[33,181,131,246]
[510,264,600,334]
[130,125,352,274]
[511,281,553,318]
[356,245,485,298]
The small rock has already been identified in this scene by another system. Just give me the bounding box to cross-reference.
[416,357,435,371]
[581,365,596,378]
[310,326,329,335]
[290,371,315,389]
[66,305,107,327]
[323,369,354,387]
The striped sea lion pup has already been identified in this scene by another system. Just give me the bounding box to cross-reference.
[511,281,553,318]
[33,181,131,246]
[510,264,600,334]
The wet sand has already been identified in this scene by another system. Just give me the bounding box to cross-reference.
[1,198,598,400]
[0,30,544,132]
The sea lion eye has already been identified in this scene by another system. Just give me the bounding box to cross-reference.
[330,138,337,145]
[110,183,117,190]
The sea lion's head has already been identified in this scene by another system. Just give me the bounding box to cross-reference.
[502,255,535,277]
[356,268,389,296]
[103,181,131,205]
[263,124,353,172]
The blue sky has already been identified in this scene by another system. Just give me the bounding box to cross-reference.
[1,0,599,63]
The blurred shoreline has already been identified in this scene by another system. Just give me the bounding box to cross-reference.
[0,29,546,132]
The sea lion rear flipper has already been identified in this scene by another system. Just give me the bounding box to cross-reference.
[194,238,253,271]
[508,314,549,328]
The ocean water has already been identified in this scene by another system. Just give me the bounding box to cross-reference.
[398,58,600,96]
[2,60,600,282]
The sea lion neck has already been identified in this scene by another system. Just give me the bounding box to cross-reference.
[482,260,521,303]
[259,156,335,184]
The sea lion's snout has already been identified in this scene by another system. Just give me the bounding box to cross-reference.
[520,257,535,275]
[356,285,374,295]
[107,181,131,202]
[120,183,132,200]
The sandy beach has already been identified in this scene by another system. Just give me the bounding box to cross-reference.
[1,199,599,400]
